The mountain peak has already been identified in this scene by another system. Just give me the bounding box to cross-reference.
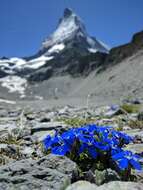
[63,8,74,18]
[41,8,86,50]
[40,8,109,54]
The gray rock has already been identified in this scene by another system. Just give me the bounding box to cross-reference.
[133,169,143,184]
[0,144,8,149]
[32,130,55,142]
[23,135,38,143]
[45,111,58,121]
[8,110,21,117]
[20,147,35,157]
[58,106,71,116]
[138,111,143,121]
[124,143,143,154]
[65,181,97,190]
[94,169,120,186]
[31,121,66,134]
[94,169,106,186]
[25,112,38,121]
[0,144,19,156]
[0,109,8,117]
[0,123,17,138]
[37,154,78,179]
[97,181,143,190]
[124,129,143,142]
[40,117,51,123]
[104,106,124,118]
[122,126,131,131]
[31,121,70,141]
[0,154,78,190]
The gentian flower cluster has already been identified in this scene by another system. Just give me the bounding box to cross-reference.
[43,124,142,171]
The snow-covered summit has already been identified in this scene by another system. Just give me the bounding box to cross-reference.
[41,8,109,54]
[41,8,86,49]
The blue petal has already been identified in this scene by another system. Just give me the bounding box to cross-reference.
[61,131,75,144]
[88,125,98,133]
[78,143,88,154]
[94,142,109,151]
[43,135,51,150]
[118,158,128,169]
[112,152,124,160]
[133,154,141,160]
[52,144,70,156]
[130,159,142,170]
[88,146,97,158]
[78,134,91,143]
[52,136,61,144]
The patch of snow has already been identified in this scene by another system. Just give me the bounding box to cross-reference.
[0,56,53,71]
[0,65,15,74]
[98,40,110,51]
[88,48,98,53]
[0,57,26,73]
[48,44,65,53]
[87,37,96,47]
[0,99,16,104]
[87,37,109,54]
[0,61,13,68]
[0,58,26,67]
[10,57,26,66]
[0,59,11,63]
[0,76,27,95]
[26,56,54,69]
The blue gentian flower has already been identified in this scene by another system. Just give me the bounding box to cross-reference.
[52,143,71,155]
[43,124,142,172]
[112,150,142,170]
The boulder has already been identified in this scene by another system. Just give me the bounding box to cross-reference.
[0,154,78,190]
[65,181,97,190]
[94,169,120,186]
[97,181,143,190]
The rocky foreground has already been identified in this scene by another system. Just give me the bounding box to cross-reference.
[0,103,143,190]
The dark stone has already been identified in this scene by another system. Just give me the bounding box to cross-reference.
[138,111,143,121]
[0,70,8,78]
[94,169,120,186]
[64,8,73,18]
[104,30,143,68]
[28,66,53,82]
[40,118,51,123]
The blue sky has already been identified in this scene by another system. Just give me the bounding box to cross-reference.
[0,0,143,57]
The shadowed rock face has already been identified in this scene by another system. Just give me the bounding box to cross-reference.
[104,30,143,67]
[0,70,7,78]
